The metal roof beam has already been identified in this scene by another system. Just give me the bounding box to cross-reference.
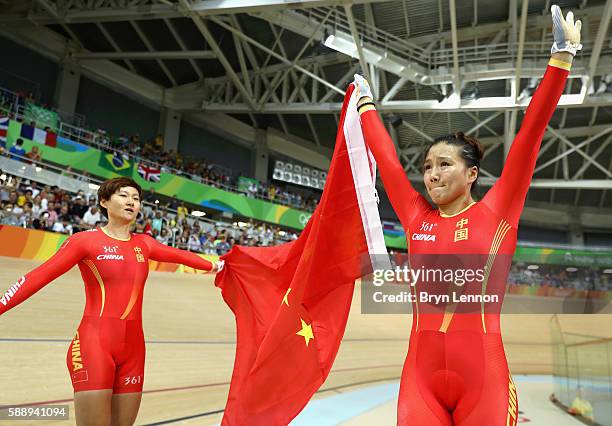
[449,0,461,98]
[209,16,345,97]
[406,4,607,46]
[195,93,612,113]
[580,0,612,101]
[344,4,374,98]
[75,50,216,60]
[405,176,612,190]
[130,20,177,86]
[0,5,183,24]
[95,22,137,73]
[0,0,389,24]
[179,1,256,109]
[187,0,389,15]
[545,125,612,178]
[163,18,204,80]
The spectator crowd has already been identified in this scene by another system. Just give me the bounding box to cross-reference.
[0,174,298,256]
[508,263,611,292]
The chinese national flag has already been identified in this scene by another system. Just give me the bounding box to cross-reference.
[215,84,388,425]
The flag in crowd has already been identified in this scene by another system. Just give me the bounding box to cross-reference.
[99,151,133,176]
[19,123,57,147]
[137,162,161,182]
[0,116,8,145]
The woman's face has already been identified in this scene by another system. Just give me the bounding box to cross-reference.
[423,143,477,206]
[101,186,141,224]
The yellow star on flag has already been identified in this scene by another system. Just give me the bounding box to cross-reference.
[282,288,292,306]
[296,318,314,347]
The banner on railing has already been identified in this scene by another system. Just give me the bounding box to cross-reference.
[514,246,612,267]
[5,119,321,232]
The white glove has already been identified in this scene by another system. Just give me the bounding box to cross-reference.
[353,74,373,100]
[551,5,582,55]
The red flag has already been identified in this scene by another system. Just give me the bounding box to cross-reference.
[215,84,388,425]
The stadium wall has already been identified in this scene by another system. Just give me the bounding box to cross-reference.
[179,120,252,177]
[518,226,569,245]
[585,232,612,248]
[75,76,161,142]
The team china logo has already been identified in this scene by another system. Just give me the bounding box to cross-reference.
[412,221,437,242]
[0,276,26,306]
[71,331,84,371]
[97,245,124,260]
[134,247,145,263]
[454,218,469,242]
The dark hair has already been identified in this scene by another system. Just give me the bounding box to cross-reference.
[98,177,142,218]
[423,131,484,194]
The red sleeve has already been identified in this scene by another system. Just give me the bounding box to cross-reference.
[359,109,432,229]
[482,64,569,227]
[145,236,213,272]
[0,232,87,316]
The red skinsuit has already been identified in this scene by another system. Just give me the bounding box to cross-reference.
[360,62,569,425]
[0,228,212,393]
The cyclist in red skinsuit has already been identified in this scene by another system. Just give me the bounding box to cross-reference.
[0,177,218,426]
[354,7,580,425]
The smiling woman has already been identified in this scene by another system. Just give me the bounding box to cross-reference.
[0,176,221,426]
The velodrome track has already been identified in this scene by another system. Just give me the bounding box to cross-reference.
[1,257,610,425]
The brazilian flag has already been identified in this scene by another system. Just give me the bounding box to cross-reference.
[98,151,133,177]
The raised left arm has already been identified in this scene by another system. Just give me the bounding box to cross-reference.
[482,5,580,227]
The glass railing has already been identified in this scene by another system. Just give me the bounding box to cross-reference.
[551,314,612,425]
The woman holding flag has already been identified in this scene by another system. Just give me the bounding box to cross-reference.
[353,5,581,425]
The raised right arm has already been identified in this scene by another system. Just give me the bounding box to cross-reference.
[0,233,87,316]
[358,105,432,229]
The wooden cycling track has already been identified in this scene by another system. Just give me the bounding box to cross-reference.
[1,257,610,425]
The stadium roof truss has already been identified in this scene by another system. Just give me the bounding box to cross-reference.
[0,0,611,224]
